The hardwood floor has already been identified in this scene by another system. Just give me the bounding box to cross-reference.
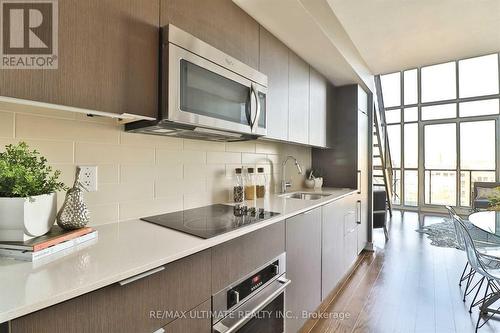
[308,210,500,333]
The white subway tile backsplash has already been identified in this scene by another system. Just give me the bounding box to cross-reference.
[75,143,154,164]
[156,150,206,165]
[241,153,269,165]
[119,196,183,220]
[207,151,241,164]
[184,139,226,152]
[0,107,311,225]
[120,164,183,183]
[0,138,73,164]
[226,141,256,153]
[85,182,154,205]
[120,132,183,149]
[87,203,120,226]
[256,141,284,155]
[16,113,119,143]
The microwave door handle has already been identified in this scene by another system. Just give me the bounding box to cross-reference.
[252,84,261,133]
[249,84,257,131]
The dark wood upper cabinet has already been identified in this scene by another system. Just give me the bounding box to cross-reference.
[0,0,159,119]
[259,27,289,141]
[160,0,260,69]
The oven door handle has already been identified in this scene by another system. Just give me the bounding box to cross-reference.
[213,277,291,333]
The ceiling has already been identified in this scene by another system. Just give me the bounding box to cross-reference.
[328,0,500,74]
[233,0,375,91]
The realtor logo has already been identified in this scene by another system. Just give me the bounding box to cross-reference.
[0,0,58,69]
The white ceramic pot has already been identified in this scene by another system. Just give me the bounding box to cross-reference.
[0,193,56,241]
[314,177,324,189]
[304,179,315,189]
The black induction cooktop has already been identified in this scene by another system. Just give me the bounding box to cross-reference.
[141,204,280,239]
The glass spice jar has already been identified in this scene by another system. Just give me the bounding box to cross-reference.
[256,167,266,198]
[244,167,256,200]
[233,168,244,203]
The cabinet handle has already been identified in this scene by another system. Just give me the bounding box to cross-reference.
[152,328,165,333]
[356,200,362,224]
[357,170,361,194]
[119,266,165,286]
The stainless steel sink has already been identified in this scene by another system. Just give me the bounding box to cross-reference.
[280,192,331,200]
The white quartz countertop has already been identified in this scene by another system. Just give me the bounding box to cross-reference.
[0,187,356,323]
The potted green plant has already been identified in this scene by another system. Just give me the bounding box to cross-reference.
[0,142,66,241]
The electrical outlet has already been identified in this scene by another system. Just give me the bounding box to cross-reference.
[79,166,98,192]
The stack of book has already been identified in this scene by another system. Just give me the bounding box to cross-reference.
[0,226,98,261]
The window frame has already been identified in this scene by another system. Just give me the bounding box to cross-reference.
[380,53,500,212]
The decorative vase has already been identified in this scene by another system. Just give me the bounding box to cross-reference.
[314,177,324,189]
[0,193,57,241]
[57,168,90,230]
[305,179,315,189]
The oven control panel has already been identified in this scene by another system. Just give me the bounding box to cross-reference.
[226,260,279,309]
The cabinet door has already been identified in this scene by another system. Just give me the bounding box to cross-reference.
[10,251,211,333]
[344,200,358,270]
[288,51,310,144]
[321,199,346,300]
[0,0,159,119]
[357,109,369,252]
[309,67,327,147]
[212,221,285,293]
[259,28,289,141]
[161,0,259,68]
[285,208,322,333]
[161,300,211,333]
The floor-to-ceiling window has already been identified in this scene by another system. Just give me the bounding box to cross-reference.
[380,53,500,210]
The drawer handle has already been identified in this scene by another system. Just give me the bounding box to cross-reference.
[119,266,165,286]
[152,328,165,333]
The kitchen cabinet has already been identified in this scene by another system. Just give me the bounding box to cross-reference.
[259,27,289,141]
[9,250,211,333]
[0,0,159,119]
[211,221,285,293]
[160,0,260,68]
[344,201,359,269]
[312,84,371,251]
[357,89,369,252]
[321,198,346,300]
[161,300,211,333]
[285,207,322,333]
[288,51,310,145]
[309,67,328,147]
[321,193,359,301]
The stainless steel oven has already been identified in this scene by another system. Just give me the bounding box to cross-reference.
[212,253,290,333]
[126,25,268,142]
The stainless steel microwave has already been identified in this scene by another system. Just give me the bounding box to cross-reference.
[126,25,268,142]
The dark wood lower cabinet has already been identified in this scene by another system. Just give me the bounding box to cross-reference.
[10,250,211,333]
[161,300,211,333]
[211,221,285,293]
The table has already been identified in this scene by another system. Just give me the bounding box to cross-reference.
[469,211,500,237]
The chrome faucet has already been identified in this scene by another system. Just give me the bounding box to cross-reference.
[281,156,303,193]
